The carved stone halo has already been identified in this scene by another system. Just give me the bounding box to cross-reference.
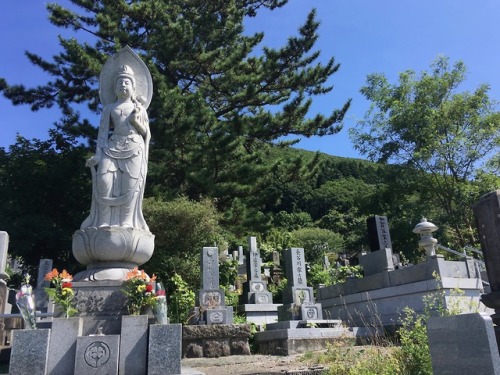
[99,46,153,109]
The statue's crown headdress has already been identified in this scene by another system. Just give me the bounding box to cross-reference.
[115,65,135,87]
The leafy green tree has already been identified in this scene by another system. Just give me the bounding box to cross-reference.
[351,56,500,248]
[1,0,350,234]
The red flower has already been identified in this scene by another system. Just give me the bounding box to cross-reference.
[62,282,73,289]
[145,284,154,293]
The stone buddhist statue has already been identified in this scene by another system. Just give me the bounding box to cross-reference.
[72,47,155,281]
[82,64,150,230]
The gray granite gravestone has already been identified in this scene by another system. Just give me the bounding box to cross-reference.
[367,215,393,251]
[279,247,323,320]
[427,313,500,374]
[241,236,273,304]
[191,247,233,325]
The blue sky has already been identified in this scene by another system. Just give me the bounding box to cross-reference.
[1,0,499,160]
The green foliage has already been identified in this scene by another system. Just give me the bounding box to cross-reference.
[143,196,224,290]
[396,307,432,375]
[259,228,294,259]
[290,227,344,264]
[219,258,240,308]
[300,345,401,375]
[307,263,332,287]
[352,56,500,248]
[169,273,195,324]
[330,265,363,284]
[0,132,90,272]
[219,258,239,289]
[308,264,363,287]
[268,277,287,304]
[272,211,313,231]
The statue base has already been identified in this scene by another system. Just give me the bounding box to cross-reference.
[72,226,154,281]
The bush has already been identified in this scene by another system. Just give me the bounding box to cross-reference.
[169,273,195,324]
[143,196,226,290]
[290,227,343,264]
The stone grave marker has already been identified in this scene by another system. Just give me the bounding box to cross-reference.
[191,247,233,325]
[35,258,53,312]
[241,236,273,304]
[279,247,323,321]
[238,246,244,265]
[0,232,10,333]
[473,190,500,341]
[367,215,393,251]
[0,232,8,280]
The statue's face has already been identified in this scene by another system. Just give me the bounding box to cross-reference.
[114,77,134,99]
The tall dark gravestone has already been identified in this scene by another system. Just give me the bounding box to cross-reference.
[474,190,500,342]
[367,215,393,251]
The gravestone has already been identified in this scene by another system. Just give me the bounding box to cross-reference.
[271,250,283,283]
[0,232,9,280]
[241,237,273,304]
[191,247,233,325]
[35,258,53,312]
[427,313,500,374]
[367,215,393,251]
[0,232,10,336]
[279,247,323,321]
[474,190,500,343]
[238,246,244,265]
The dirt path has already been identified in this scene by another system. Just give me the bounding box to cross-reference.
[181,354,327,375]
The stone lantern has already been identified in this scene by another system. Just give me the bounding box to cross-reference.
[413,218,438,259]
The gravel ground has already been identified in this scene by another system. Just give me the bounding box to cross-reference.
[181,354,328,375]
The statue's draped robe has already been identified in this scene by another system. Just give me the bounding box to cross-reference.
[81,103,150,231]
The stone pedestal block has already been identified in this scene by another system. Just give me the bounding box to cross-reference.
[148,324,182,375]
[74,335,120,375]
[47,317,83,375]
[428,313,500,374]
[71,280,127,335]
[10,329,51,375]
[183,324,251,358]
[119,315,148,375]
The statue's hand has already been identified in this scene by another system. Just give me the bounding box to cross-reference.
[86,154,100,167]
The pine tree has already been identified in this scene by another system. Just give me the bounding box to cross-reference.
[1,0,350,236]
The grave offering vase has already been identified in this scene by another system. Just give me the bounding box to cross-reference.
[16,283,37,329]
[153,296,168,324]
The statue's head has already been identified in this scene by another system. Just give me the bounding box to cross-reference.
[115,65,136,89]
